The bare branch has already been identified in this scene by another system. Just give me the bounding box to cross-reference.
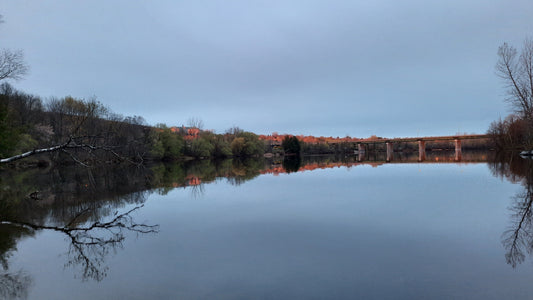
[0,49,29,81]
[187,117,204,130]
[497,39,533,118]
[520,38,533,104]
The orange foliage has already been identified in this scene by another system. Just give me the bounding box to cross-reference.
[169,126,201,140]
[186,175,202,186]
[258,133,361,145]
[259,161,371,175]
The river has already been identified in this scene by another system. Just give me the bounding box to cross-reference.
[2,151,533,299]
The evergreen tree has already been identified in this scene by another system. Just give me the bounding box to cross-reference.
[282,136,301,155]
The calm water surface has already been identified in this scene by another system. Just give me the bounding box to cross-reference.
[2,153,533,299]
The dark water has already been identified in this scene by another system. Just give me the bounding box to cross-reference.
[2,152,533,299]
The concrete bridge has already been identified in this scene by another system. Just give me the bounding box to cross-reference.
[356,134,491,162]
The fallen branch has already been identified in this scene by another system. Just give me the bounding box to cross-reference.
[0,139,71,163]
[0,136,143,165]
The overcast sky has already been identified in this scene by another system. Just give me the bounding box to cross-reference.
[1,1,532,137]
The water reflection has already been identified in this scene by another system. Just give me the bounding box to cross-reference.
[150,158,266,192]
[2,205,158,283]
[0,158,279,284]
[148,152,494,192]
[0,165,160,285]
[489,153,533,268]
[0,225,32,300]
[0,270,31,300]
[282,156,302,173]
[9,205,157,281]
[152,152,533,271]
[4,150,528,295]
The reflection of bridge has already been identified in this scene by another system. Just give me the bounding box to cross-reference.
[264,150,493,176]
[356,134,491,162]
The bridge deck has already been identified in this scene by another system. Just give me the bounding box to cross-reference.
[357,134,490,143]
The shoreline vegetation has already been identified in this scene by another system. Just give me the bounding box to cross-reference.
[0,82,267,168]
[0,82,495,169]
[0,85,497,170]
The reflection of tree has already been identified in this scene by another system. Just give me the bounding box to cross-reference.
[189,183,205,199]
[0,226,33,300]
[492,153,533,267]
[2,205,158,281]
[502,187,533,267]
[282,156,301,173]
[0,270,31,300]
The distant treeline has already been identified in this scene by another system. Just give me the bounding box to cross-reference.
[1,82,497,167]
[0,83,265,166]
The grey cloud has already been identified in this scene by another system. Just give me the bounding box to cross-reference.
[1,0,532,137]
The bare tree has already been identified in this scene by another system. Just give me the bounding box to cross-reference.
[187,117,204,130]
[0,15,29,81]
[496,38,533,119]
[225,126,243,136]
[0,49,29,81]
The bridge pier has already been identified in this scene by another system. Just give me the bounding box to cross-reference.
[357,143,366,162]
[386,142,393,162]
[455,139,462,161]
[418,140,426,162]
